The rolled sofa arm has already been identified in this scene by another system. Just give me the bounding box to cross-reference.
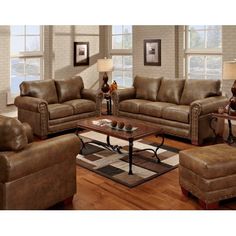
[190,96,228,116]
[81,89,103,116]
[0,134,81,183]
[14,96,48,113]
[190,96,228,145]
[111,87,136,103]
[81,89,100,102]
[111,88,136,116]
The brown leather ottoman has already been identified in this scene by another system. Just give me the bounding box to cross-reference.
[179,144,236,209]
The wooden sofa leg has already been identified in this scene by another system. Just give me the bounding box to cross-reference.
[181,187,189,197]
[63,196,74,206]
[199,199,219,210]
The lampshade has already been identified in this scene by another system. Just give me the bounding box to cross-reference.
[97,58,113,72]
[223,61,236,80]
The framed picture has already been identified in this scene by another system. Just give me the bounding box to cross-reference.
[144,39,161,66]
[74,42,89,66]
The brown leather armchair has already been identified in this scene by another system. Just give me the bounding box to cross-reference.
[0,115,80,210]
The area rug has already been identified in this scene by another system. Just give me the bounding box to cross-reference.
[76,131,180,188]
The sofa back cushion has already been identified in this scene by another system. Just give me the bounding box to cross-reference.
[157,78,185,104]
[55,76,84,103]
[134,76,162,101]
[0,116,28,151]
[180,79,221,105]
[20,80,58,104]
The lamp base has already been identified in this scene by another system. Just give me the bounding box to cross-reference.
[101,72,110,93]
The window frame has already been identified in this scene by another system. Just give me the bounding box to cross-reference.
[184,25,222,80]
[10,25,44,95]
[108,25,133,88]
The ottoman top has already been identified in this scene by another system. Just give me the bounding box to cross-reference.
[179,144,236,179]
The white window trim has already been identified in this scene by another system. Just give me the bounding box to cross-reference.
[184,25,222,79]
[8,26,44,104]
[108,25,133,88]
[108,26,133,55]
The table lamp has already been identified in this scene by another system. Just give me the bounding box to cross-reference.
[97,57,113,93]
[223,60,236,114]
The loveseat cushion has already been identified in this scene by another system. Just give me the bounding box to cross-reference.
[0,116,28,151]
[139,102,174,118]
[48,104,74,120]
[119,99,149,114]
[157,78,185,104]
[133,76,162,101]
[180,79,221,105]
[55,76,84,103]
[20,80,58,104]
[162,105,190,124]
[63,99,96,114]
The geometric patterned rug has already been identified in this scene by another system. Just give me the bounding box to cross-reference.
[76,131,180,188]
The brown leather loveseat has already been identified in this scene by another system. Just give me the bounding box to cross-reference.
[14,76,102,138]
[0,115,80,209]
[112,76,228,145]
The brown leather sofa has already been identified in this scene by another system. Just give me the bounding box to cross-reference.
[14,76,103,138]
[0,115,80,210]
[112,76,228,145]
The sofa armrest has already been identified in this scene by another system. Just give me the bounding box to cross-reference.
[81,89,101,102]
[0,134,80,183]
[189,96,228,145]
[81,89,103,116]
[111,88,136,103]
[111,88,136,116]
[14,96,48,113]
[190,96,228,116]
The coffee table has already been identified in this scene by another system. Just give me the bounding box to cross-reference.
[76,116,164,175]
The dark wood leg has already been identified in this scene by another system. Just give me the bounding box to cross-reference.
[109,97,112,115]
[181,187,189,197]
[128,138,133,175]
[63,196,74,206]
[106,99,109,115]
[199,199,219,210]
[40,135,48,140]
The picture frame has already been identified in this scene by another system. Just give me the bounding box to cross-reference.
[74,42,89,66]
[144,39,161,66]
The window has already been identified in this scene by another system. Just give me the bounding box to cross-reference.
[110,25,133,87]
[185,25,222,80]
[10,25,43,94]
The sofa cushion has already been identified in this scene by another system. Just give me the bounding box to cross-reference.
[20,80,58,104]
[63,99,96,114]
[157,78,185,104]
[139,102,174,118]
[119,99,149,114]
[0,116,28,151]
[162,105,190,124]
[180,79,221,105]
[55,76,84,103]
[48,104,74,120]
[134,76,162,101]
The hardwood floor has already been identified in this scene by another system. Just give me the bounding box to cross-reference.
[57,134,236,210]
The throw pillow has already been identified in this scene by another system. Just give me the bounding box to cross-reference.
[134,76,162,101]
[55,76,84,103]
[180,79,221,105]
[0,116,28,151]
[157,78,185,104]
[20,80,58,104]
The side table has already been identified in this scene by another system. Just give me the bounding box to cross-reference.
[104,93,112,115]
[210,113,236,145]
